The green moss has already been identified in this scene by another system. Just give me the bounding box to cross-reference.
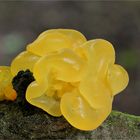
[110,110,140,128]
[105,110,140,139]
[111,110,140,119]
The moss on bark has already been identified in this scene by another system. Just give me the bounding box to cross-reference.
[0,100,139,140]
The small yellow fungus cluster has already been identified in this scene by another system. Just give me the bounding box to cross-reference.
[9,29,129,130]
[0,66,17,101]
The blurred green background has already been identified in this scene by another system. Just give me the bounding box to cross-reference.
[0,1,139,115]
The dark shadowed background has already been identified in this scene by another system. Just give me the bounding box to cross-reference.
[0,1,139,115]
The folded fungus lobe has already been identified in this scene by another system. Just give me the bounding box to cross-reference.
[1,29,129,130]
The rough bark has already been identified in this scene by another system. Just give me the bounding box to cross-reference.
[0,101,140,140]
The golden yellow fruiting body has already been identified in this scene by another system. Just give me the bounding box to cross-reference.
[10,29,129,130]
[0,66,17,101]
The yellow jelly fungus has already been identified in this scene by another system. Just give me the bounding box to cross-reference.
[3,84,17,101]
[27,29,87,56]
[0,66,17,101]
[11,29,86,76]
[11,51,40,76]
[10,29,129,130]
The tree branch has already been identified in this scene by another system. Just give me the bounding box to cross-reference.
[0,101,140,140]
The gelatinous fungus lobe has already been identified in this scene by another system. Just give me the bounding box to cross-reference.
[9,29,129,130]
